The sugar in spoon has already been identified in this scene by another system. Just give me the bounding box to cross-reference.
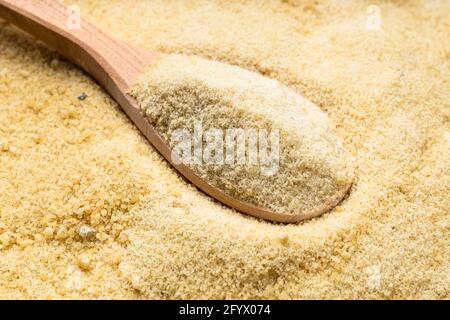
[0,0,353,223]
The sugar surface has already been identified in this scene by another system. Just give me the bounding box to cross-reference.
[0,0,448,299]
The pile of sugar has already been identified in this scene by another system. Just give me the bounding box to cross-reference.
[130,54,354,217]
[0,0,448,299]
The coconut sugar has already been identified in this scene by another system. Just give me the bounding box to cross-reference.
[130,54,354,217]
[0,0,448,299]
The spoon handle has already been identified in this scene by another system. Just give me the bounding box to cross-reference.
[0,0,151,90]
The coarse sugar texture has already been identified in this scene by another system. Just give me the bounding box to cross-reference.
[0,0,449,299]
[129,54,354,216]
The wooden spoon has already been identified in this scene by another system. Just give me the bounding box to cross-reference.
[0,0,352,223]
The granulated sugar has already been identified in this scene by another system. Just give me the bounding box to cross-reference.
[0,0,448,299]
[130,54,354,217]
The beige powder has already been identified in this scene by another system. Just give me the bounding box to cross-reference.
[0,0,448,299]
[130,54,354,216]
